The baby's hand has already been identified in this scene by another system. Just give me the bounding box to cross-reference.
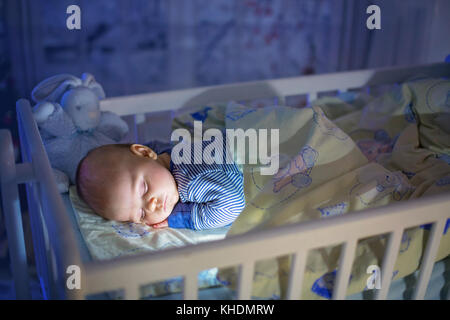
[150,219,168,229]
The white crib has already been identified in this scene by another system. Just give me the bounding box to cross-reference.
[1,62,450,300]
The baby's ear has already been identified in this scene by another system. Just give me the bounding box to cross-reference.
[130,144,157,160]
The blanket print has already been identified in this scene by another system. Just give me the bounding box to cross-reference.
[313,107,349,140]
[191,106,213,122]
[112,222,150,238]
[318,202,347,218]
[349,171,412,205]
[247,145,319,210]
[225,107,258,121]
[355,129,398,162]
[272,145,318,193]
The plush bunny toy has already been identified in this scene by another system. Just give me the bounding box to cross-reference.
[31,73,129,193]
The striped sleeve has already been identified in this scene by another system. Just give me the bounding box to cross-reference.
[167,137,245,230]
[168,170,245,230]
[190,170,245,230]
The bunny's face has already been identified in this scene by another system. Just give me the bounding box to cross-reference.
[61,87,101,131]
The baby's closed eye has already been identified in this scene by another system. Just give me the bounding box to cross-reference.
[138,180,149,222]
[142,181,148,196]
[140,208,146,222]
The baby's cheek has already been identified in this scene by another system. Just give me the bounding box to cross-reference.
[145,214,160,225]
[166,199,177,214]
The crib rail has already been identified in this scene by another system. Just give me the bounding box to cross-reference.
[11,99,83,299]
[0,130,31,299]
[82,192,450,300]
[100,62,450,116]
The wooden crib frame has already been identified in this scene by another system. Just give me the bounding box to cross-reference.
[1,62,450,300]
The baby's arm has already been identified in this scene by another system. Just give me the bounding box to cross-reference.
[166,202,195,229]
[166,171,245,230]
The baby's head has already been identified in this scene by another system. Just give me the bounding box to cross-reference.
[76,144,179,225]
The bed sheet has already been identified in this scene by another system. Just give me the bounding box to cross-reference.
[171,77,450,300]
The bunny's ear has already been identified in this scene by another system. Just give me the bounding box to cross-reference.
[81,72,106,99]
[31,74,82,103]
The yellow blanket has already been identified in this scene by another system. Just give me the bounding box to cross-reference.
[173,78,450,299]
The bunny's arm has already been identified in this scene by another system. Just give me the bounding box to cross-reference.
[96,111,129,142]
[33,102,77,137]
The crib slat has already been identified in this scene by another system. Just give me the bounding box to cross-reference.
[376,230,403,300]
[286,250,307,300]
[237,262,255,300]
[307,92,318,104]
[276,95,286,105]
[332,239,357,300]
[412,218,446,300]
[184,272,198,300]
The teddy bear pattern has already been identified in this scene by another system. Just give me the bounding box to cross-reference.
[31,73,129,192]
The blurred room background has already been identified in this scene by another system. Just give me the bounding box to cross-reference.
[2,0,450,150]
[3,0,450,99]
[0,0,449,298]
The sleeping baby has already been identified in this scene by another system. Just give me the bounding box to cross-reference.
[75,140,245,230]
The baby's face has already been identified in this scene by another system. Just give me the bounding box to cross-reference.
[103,145,179,225]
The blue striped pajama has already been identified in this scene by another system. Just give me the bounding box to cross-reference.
[146,139,245,230]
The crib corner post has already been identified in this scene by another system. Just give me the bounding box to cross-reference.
[0,129,31,299]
